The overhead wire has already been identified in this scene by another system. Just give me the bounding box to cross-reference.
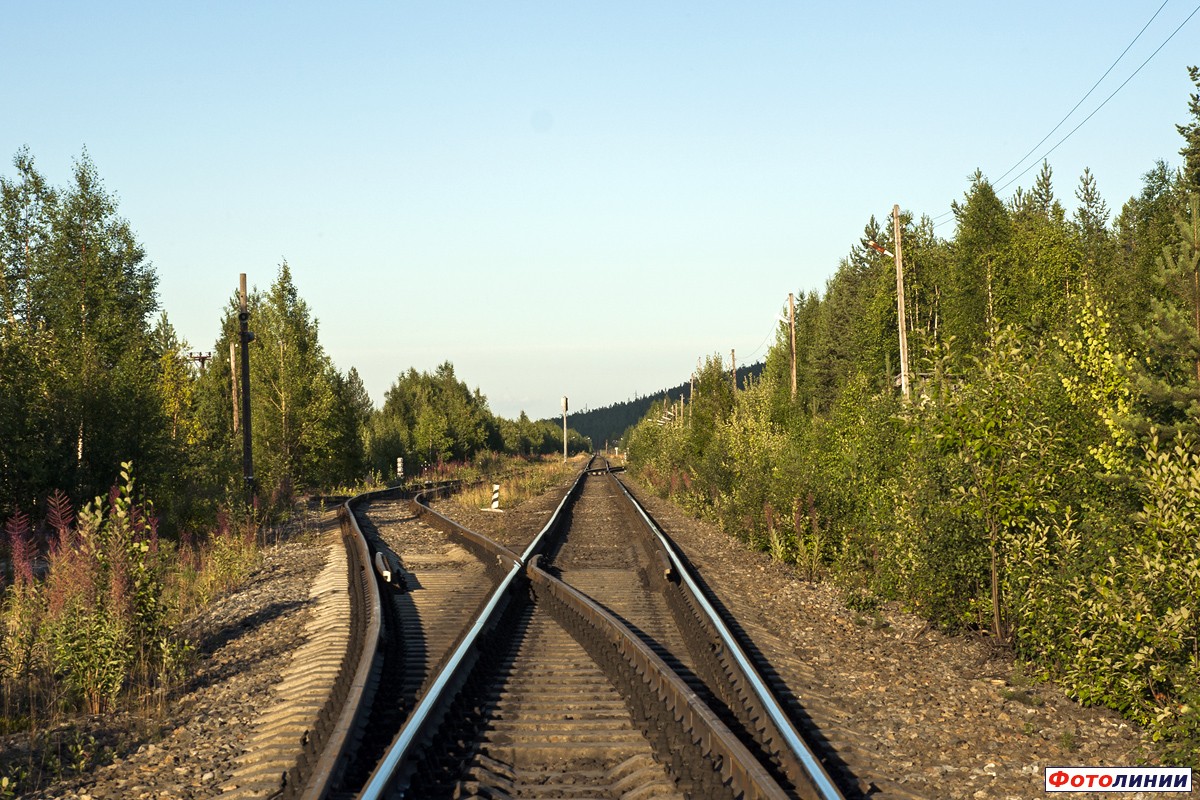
[991,0,1171,188]
[740,319,782,363]
[994,1,1200,195]
[926,1,1197,231]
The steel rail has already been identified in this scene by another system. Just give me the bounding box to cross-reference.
[356,466,589,800]
[294,489,389,800]
[527,554,791,800]
[611,473,846,800]
[407,491,521,577]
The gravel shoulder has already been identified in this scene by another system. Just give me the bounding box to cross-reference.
[3,515,334,800]
[618,477,1156,800]
[4,471,1162,800]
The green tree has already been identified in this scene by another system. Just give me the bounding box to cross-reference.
[247,262,340,498]
[1002,167,1082,334]
[809,217,896,410]
[948,171,1011,352]
[328,366,372,482]
[1179,66,1200,196]
[0,150,169,515]
[0,147,56,332]
[367,361,498,474]
[934,329,1067,638]
[0,151,57,510]
[1074,168,1110,245]
[1074,168,1115,291]
[1111,161,1180,328]
[1130,196,1200,442]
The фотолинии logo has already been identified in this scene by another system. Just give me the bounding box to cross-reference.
[1045,766,1192,792]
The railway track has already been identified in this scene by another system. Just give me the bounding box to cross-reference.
[301,459,850,799]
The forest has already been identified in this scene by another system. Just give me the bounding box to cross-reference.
[0,147,592,738]
[566,362,764,450]
[0,148,589,535]
[626,67,1200,763]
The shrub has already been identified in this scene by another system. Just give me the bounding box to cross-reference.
[42,463,184,713]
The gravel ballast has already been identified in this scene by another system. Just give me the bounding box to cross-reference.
[4,516,334,800]
[2,474,1165,799]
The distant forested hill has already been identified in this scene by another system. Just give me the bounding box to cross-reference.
[554,363,764,450]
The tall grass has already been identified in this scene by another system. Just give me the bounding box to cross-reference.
[0,463,263,794]
[450,454,580,511]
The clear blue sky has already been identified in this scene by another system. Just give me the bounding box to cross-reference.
[3,2,1197,419]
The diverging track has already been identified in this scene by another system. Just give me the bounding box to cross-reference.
[308,459,848,800]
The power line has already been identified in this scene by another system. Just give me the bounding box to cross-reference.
[995,1,1200,195]
[992,0,1171,187]
[927,1,1197,231]
[742,318,783,363]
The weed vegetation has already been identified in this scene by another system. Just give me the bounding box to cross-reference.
[627,70,1200,765]
[0,464,260,794]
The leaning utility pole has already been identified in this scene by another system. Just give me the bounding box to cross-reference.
[788,292,797,400]
[561,396,568,463]
[238,274,255,501]
[892,205,911,402]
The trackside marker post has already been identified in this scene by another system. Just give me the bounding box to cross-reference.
[483,484,503,512]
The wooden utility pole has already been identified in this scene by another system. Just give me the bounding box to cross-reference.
[730,349,737,392]
[1190,199,1200,385]
[788,292,797,400]
[238,274,255,500]
[230,341,239,433]
[561,396,568,463]
[892,205,911,402]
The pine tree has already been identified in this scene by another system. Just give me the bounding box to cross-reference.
[1177,65,1200,196]
[1002,166,1082,334]
[1111,162,1178,329]
[949,171,1011,353]
[249,262,339,499]
[328,366,372,481]
[1074,167,1110,240]
[1029,160,1065,220]
[1130,196,1200,441]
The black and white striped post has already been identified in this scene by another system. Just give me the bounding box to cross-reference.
[491,484,500,510]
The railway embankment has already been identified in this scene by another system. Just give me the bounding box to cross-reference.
[8,475,1155,800]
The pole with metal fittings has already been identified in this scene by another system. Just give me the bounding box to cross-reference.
[561,395,568,462]
[238,274,256,502]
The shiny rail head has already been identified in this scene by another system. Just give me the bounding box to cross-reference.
[609,474,846,800]
[525,555,792,800]
[359,469,592,800]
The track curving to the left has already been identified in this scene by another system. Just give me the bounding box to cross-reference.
[289,460,849,800]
